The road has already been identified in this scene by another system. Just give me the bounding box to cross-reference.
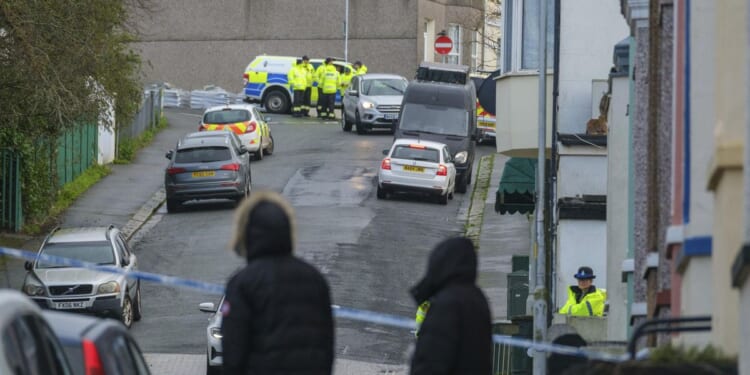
[128,108,496,373]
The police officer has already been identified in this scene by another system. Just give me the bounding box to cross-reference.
[301,56,314,117]
[314,58,329,118]
[320,58,340,120]
[353,60,368,75]
[558,266,607,317]
[287,59,307,117]
[339,65,354,96]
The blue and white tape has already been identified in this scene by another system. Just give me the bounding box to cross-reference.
[0,246,625,362]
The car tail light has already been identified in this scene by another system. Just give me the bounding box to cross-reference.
[381,158,391,170]
[243,73,249,80]
[245,121,257,133]
[437,164,448,176]
[167,167,186,175]
[198,124,205,131]
[220,163,240,171]
[83,339,104,375]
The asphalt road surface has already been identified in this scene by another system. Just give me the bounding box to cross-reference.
[129,108,495,373]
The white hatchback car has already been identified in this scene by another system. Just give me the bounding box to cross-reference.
[199,104,275,160]
[377,139,456,204]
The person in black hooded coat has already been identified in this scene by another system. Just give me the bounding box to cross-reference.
[222,191,334,375]
[410,237,493,375]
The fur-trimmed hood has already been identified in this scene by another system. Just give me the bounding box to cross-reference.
[230,191,296,260]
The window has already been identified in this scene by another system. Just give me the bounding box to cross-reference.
[361,79,407,96]
[203,110,250,124]
[446,24,461,65]
[38,242,115,268]
[392,146,440,163]
[175,147,232,163]
[471,30,480,71]
[503,0,555,73]
[399,105,470,137]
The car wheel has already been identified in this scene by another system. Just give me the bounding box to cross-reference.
[355,111,366,135]
[207,358,220,375]
[438,193,448,205]
[256,143,264,161]
[133,284,142,322]
[341,107,353,132]
[239,175,251,201]
[166,198,180,213]
[265,135,274,155]
[121,295,133,329]
[376,186,386,200]
[263,89,290,114]
[456,174,468,194]
[467,168,472,185]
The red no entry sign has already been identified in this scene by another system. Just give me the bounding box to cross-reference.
[434,35,453,55]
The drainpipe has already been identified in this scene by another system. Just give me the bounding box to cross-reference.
[548,0,561,317]
[533,0,548,374]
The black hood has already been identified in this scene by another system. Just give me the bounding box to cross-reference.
[231,191,295,261]
[410,237,477,305]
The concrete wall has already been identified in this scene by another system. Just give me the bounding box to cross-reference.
[130,0,481,90]
[494,73,552,157]
[709,0,747,355]
[555,220,607,309]
[606,74,629,341]
[558,152,607,197]
[557,0,628,134]
[741,282,750,374]
[677,257,713,346]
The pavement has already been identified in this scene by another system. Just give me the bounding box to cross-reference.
[0,110,531,373]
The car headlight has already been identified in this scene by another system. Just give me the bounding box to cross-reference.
[454,151,468,164]
[97,281,120,294]
[24,284,45,296]
[361,101,375,110]
[210,327,223,339]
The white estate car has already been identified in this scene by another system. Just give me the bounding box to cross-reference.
[199,104,275,160]
[377,139,456,205]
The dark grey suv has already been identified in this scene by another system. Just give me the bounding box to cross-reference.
[164,131,252,212]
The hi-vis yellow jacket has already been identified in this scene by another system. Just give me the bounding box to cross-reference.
[558,286,607,317]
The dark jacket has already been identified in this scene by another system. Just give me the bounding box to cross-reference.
[409,237,493,375]
[222,192,334,375]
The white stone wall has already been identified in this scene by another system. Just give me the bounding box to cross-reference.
[555,220,607,310]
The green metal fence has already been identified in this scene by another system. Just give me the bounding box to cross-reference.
[56,122,98,186]
[0,149,22,231]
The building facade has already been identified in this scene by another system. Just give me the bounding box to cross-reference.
[130,0,485,90]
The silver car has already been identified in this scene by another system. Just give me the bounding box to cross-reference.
[164,131,252,212]
[22,226,142,329]
[199,296,225,375]
[341,73,408,135]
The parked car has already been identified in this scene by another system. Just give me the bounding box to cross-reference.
[43,310,150,375]
[164,131,252,212]
[0,289,74,375]
[22,226,142,329]
[341,73,408,135]
[199,296,225,375]
[199,104,274,160]
[377,138,456,205]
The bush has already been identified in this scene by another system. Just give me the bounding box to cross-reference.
[115,116,168,164]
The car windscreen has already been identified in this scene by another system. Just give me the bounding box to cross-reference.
[399,104,469,137]
[37,242,114,268]
[391,146,440,163]
[362,79,407,96]
[203,110,250,124]
[174,147,232,163]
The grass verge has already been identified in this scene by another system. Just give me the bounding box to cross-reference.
[115,115,169,164]
[464,154,495,248]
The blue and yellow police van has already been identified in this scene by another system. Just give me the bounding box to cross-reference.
[242,55,353,114]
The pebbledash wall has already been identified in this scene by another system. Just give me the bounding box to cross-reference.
[129,0,483,91]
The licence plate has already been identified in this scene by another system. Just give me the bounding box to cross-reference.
[403,165,424,173]
[56,301,86,309]
[384,113,398,120]
[192,171,216,178]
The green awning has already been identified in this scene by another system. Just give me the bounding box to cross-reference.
[495,158,536,215]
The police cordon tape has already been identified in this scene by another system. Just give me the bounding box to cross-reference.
[0,246,626,362]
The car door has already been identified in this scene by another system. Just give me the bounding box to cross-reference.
[115,234,137,294]
[252,108,269,148]
[344,76,359,120]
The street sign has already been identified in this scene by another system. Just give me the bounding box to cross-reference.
[434,35,453,55]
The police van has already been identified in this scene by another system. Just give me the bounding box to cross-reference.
[242,55,353,114]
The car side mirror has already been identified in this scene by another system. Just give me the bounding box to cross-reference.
[347,90,359,97]
[24,261,32,271]
[165,150,173,159]
[382,149,390,156]
[239,145,249,154]
[199,302,216,313]
[121,257,130,267]
[264,116,272,122]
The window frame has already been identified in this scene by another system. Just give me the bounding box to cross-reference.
[446,24,462,65]
[502,0,555,74]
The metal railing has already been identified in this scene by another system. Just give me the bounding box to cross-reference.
[627,316,712,359]
[118,89,163,141]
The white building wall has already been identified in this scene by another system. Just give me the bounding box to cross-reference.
[606,74,629,341]
[555,220,607,310]
[558,0,629,134]
[558,152,608,197]
[97,99,116,165]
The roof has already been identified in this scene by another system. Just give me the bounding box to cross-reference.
[0,290,40,328]
[391,138,448,150]
[48,227,111,243]
[358,73,407,80]
[203,103,257,113]
[403,81,474,108]
[495,158,537,215]
[178,133,232,149]
[41,310,99,341]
